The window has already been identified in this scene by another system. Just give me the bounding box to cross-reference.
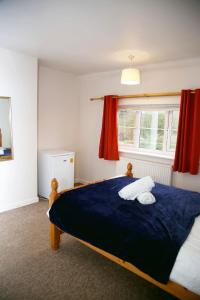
[118,107,179,157]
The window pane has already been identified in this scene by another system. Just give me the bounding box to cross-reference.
[140,112,152,128]
[118,109,136,127]
[139,129,164,151]
[118,126,135,144]
[140,111,165,129]
[158,113,165,129]
[170,130,178,150]
[172,111,179,130]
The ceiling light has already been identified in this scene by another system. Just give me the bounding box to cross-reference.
[121,55,140,85]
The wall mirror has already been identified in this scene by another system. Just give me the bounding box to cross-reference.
[0,97,13,161]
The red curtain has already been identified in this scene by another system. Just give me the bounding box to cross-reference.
[99,95,119,160]
[173,89,200,175]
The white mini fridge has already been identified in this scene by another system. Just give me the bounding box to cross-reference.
[38,149,75,198]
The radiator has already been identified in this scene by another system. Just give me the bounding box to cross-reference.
[116,157,172,185]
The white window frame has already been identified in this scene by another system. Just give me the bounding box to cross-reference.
[118,105,179,158]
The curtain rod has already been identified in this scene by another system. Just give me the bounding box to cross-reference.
[90,91,195,101]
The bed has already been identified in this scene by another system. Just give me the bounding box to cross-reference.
[48,163,200,300]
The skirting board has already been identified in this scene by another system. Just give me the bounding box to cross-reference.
[75,178,90,185]
[0,197,39,213]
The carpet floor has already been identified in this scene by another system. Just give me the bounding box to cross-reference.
[0,200,177,300]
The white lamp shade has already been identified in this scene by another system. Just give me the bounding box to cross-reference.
[121,68,140,85]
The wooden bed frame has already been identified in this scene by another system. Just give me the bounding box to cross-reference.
[48,163,200,300]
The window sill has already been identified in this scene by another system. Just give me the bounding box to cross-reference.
[119,148,174,164]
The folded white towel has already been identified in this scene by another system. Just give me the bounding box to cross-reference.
[118,176,155,200]
[137,192,156,205]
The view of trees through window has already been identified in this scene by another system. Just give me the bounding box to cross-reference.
[170,111,179,150]
[118,110,136,145]
[118,108,179,155]
[139,111,165,150]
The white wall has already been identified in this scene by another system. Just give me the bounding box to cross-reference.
[38,66,80,177]
[0,48,38,212]
[78,58,200,192]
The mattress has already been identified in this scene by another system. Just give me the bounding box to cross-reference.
[170,215,200,295]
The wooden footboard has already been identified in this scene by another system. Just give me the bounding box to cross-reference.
[48,163,200,300]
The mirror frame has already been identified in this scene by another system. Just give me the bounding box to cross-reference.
[0,96,13,162]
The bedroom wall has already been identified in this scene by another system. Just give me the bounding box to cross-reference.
[38,66,80,177]
[0,47,38,212]
[78,57,200,192]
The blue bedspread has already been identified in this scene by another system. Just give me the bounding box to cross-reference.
[49,176,200,283]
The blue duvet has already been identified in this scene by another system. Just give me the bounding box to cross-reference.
[49,176,200,283]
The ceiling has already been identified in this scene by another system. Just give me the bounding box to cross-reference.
[0,0,199,74]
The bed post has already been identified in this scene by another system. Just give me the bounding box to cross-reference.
[126,163,133,177]
[49,178,61,250]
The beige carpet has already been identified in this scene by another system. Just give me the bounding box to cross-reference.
[0,200,177,300]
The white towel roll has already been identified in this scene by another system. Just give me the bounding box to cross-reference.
[118,176,155,201]
[137,192,156,205]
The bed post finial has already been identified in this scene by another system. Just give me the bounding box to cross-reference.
[49,178,60,250]
[126,163,133,177]
[51,178,58,193]
[49,178,58,207]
